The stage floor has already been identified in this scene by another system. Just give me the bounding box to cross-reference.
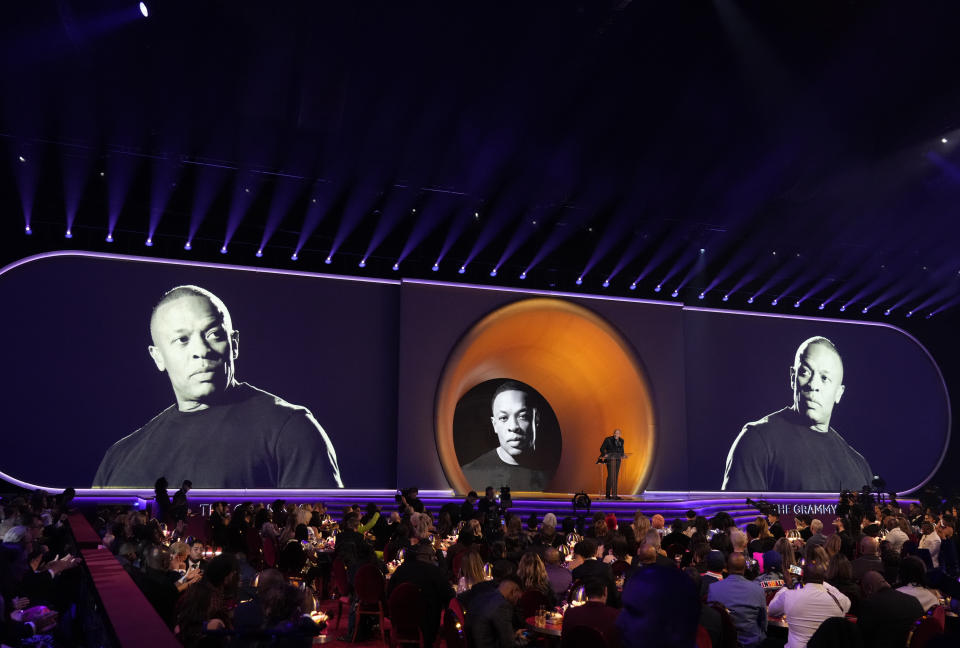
[72,489,886,527]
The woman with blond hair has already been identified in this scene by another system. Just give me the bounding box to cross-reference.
[627,512,651,553]
[517,551,557,607]
[824,533,843,558]
[458,550,486,593]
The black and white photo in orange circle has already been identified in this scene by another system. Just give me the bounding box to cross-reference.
[455,379,561,492]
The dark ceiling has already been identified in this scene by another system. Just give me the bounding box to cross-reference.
[2,0,960,318]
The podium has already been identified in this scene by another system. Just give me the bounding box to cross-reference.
[597,452,631,498]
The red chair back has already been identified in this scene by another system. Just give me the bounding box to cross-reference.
[354,563,386,604]
[610,560,631,576]
[908,614,945,648]
[447,597,465,625]
[696,624,713,648]
[518,589,549,620]
[245,528,263,565]
[442,604,467,648]
[384,542,398,563]
[388,582,426,643]
[262,536,277,568]
[707,602,738,648]
[330,557,351,597]
[451,548,467,580]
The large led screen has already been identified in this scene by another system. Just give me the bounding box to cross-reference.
[397,282,689,494]
[683,308,950,493]
[0,252,400,490]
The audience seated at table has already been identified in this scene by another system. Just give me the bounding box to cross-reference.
[4,479,960,648]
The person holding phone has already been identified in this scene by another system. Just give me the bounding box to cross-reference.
[461,381,551,491]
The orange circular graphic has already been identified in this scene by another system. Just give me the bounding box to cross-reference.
[436,298,656,495]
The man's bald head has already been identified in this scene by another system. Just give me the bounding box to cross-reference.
[147,285,239,411]
[791,336,846,431]
[150,286,234,344]
[637,544,657,565]
[860,570,889,597]
[859,535,879,557]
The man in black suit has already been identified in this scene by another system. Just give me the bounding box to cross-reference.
[571,539,620,608]
[562,580,621,648]
[857,571,924,648]
[386,544,455,647]
[461,491,478,522]
[599,429,626,499]
[466,575,525,648]
[851,536,883,583]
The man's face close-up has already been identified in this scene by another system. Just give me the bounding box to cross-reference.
[791,342,845,431]
[190,543,203,561]
[491,389,534,458]
[149,295,238,410]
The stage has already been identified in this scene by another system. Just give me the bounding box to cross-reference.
[69,489,908,529]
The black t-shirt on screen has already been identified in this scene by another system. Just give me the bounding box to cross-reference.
[92,382,342,488]
[722,407,872,492]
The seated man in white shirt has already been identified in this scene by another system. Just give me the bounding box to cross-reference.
[882,516,909,554]
[895,555,941,612]
[768,561,850,648]
[918,521,941,569]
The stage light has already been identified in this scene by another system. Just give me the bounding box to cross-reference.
[24,225,32,235]
[255,249,262,257]
[458,265,466,274]
[490,268,497,277]
[184,241,192,250]
[65,229,72,239]
[139,2,149,18]
[629,283,637,290]
[906,310,913,318]
[392,262,399,271]
[747,296,754,304]
[698,292,704,300]
[473,212,479,220]
[699,248,705,254]
[861,307,868,314]
[291,253,298,261]
[521,272,528,280]
[884,309,891,316]
[771,298,778,306]
[943,137,949,144]
[840,304,847,312]
[654,284,661,292]
[432,263,439,272]
[671,290,679,298]
[145,237,153,247]
[18,155,25,163]
[818,303,825,310]
[358,259,366,268]
[575,276,583,286]
[926,312,934,319]
[411,208,416,213]
[220,245,228,254]
[602,279,609,288]
[722,294,729,302]
[793,301,800,308]
[105,233,114,243]
[99,171,105,177]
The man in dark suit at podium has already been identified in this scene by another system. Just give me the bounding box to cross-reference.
[599,429,625,499]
